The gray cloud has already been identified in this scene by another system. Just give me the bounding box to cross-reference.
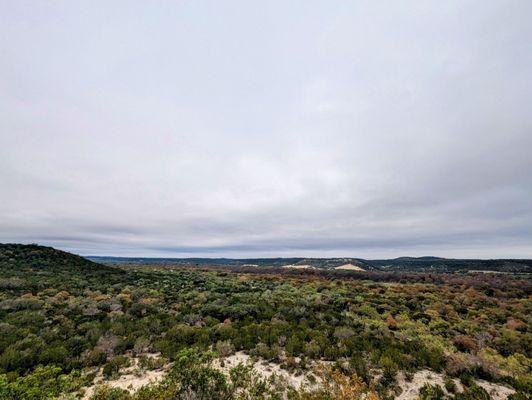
[1,1,531,258]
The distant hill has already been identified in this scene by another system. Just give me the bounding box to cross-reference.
[89,254,532,273]
[364,257,532,273]
[88,256,373,270]
[0,243,118,274]
[2,243,530,274]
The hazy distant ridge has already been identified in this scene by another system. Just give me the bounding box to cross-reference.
[88,255,532,273]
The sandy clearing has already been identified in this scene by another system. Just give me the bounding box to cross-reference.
[476,379,515,400]
[82,354,168,399]
[213,351,317,390]
[83,368,167,399]
[282,264,313,269]
[396,370,514,400]
[334,263,365,271]
[83,351,316,399]
[396,370,457,400]
[81,354,516,400]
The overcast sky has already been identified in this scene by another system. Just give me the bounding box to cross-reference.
[1,1,531,258]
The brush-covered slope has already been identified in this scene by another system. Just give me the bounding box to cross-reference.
[1,243,98,268]
[0,243,118,272]
[0,243,123,294]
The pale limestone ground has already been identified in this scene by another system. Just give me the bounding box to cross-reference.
[396,370,460,400]
[82,354,168,399]
[212,351,318,391]
[281,264,313,269]
[81,354,516,400]
[476,379,516,400]
[396,370,514,400]
[81,351,314,399]
[334,263,365,271]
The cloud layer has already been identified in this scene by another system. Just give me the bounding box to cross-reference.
[1,1,531,258]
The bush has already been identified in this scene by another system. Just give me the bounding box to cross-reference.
[0,365,84,400]
[85,348,108,367]
[90,385,131,400]
[453,336,478,354]
[508,393,530,400]
[103,356,130,379]
[215,340,235,358]
[444,377,457,393]
[418,383,446,400]
[454,382,491,400]
[138,355,165,371]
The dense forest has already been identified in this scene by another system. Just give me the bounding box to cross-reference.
[0,244,530,399]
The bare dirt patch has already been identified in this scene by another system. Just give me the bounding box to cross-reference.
[213,351,318,391]
[334,263,365,271]
[282,264,313,270]
[396,370,514,400]
[81,353,168,399]
[476,379,516,400]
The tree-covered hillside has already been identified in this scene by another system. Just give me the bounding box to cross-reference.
[0,243,117,273]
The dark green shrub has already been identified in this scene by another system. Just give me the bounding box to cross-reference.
[418,383,446,400]
[85,348,108,367]
[444,377,457,393]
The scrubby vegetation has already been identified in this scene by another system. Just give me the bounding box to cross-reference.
[0,244,530,399]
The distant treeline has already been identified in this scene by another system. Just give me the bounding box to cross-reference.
[90,255,532,273]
